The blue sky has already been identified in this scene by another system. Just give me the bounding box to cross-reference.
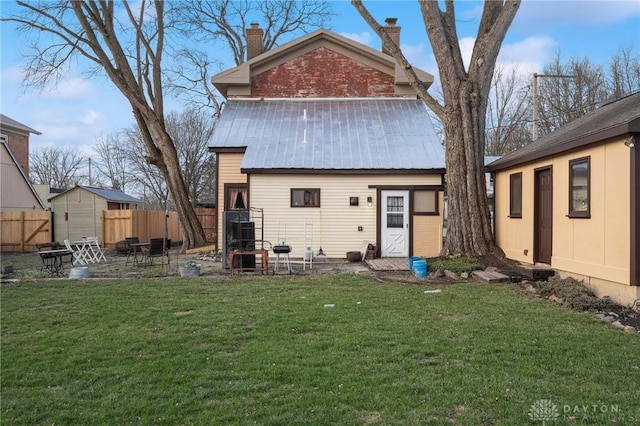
[1,0,639,156]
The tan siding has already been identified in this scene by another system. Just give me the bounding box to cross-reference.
[250,174,442,258]
[494,137,631,303]
[51,188,108,242]
[412,191,444,257]
[216,153,246,248]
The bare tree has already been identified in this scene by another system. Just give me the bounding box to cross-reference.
[30,146,85,189]
[92,134,130,192]
[165,109,217,205]
[353,0,520,257]
[485,64,531,156]
[3,1,206,249]
[169,0,334,114]
[535,53,608,137]
[607,45,640,101]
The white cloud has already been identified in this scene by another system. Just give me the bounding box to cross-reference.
[41,77,93,100]
[340,31,372,47]
[498,35,558,75]
[79,109,105,126]
[0,66,24,83]
[516,0,640,27]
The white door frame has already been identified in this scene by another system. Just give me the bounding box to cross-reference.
[381,190,409,257]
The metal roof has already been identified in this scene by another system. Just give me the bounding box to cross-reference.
[489,91,640,171]
[209,98,445,172]
[50,185,142,203]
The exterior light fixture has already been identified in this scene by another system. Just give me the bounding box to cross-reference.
[367,196,373,207]
[624,137,635,148]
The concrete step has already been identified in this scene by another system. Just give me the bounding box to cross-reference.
[472,270,511,283]
[517,264,555,280]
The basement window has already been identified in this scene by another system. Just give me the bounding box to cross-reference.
[568,157,590,218]
[509,172,522,218]
[291,188,320,208]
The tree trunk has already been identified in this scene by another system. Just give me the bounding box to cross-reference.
[134,109,207,250]
[352,0,520,258]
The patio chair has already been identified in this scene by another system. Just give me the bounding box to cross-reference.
[144,238,171,266]
[125,237,147,266]
[86,236,107,263]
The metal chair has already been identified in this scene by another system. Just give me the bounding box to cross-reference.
[144,238,170,266]
[125,237,146,266]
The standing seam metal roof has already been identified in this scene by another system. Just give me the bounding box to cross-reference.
[209,98,445,171]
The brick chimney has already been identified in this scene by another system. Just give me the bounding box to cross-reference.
[246,22,264,61]
[381,17,400,56]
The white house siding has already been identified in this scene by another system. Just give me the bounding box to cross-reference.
[249,174,442,259]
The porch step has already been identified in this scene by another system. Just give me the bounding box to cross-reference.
[472,270,511,283]
[517,263,555,281]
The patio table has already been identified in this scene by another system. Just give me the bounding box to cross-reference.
[38,248,73,276]
[70,240,97,264]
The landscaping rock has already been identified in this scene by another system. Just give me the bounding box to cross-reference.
[624,325,637,334]
[548,294,563,305]
[460,272,469,279]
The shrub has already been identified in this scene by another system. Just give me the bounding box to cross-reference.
[535,275,616,312]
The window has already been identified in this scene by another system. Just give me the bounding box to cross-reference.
[386,196,404,228]
[413,190,438,214]
[509,172,522,218]
[291,188,320,207]
[225,184,247,210]
[569,157,590,218]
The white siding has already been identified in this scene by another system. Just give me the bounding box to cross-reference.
[250,174,441,258]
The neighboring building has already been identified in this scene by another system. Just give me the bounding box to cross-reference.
[488,92,640,307]
[34,184,65,210]
[209,21,446,260]
[0,113,41,177]
[0,138,45,211]
[49,185,142,242]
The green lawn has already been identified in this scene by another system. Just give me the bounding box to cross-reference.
[2,275,639,425]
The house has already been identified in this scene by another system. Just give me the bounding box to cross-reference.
[0,113,41,177]
[49,185,142,242]
[0,138,45,211]
[208,20,445,260]
[488,92,640,307]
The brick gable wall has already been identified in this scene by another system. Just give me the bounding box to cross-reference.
[3,130,30,177]
[251,47,396,98]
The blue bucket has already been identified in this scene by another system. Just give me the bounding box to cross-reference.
[408,256,422,272]
[413,260,427,278]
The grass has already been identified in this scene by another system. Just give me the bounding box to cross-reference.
[2,275,640,425]
[427,254,484,274]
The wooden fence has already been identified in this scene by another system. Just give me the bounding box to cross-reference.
[0,211,52,252]
[1,208,216,252]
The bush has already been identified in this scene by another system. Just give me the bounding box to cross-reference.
[427,255,484,274]
[535,276,616,312]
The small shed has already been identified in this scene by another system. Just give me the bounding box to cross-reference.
[50,185,142,242]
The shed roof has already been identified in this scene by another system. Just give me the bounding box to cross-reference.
[0,113,42,135]
[209,98,445,173]
[50,185,142,203]
[488,91,640,171]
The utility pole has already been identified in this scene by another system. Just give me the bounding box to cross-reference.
[532,73,576,141]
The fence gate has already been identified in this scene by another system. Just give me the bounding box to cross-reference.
[0,211,52,252]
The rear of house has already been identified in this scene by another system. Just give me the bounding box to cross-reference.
[210,23,445,261]
[489,92,640,307]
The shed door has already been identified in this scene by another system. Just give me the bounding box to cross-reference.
[381,190,409,257]
[534,167,553,264]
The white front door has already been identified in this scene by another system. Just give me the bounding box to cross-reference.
[381,190,409,257]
